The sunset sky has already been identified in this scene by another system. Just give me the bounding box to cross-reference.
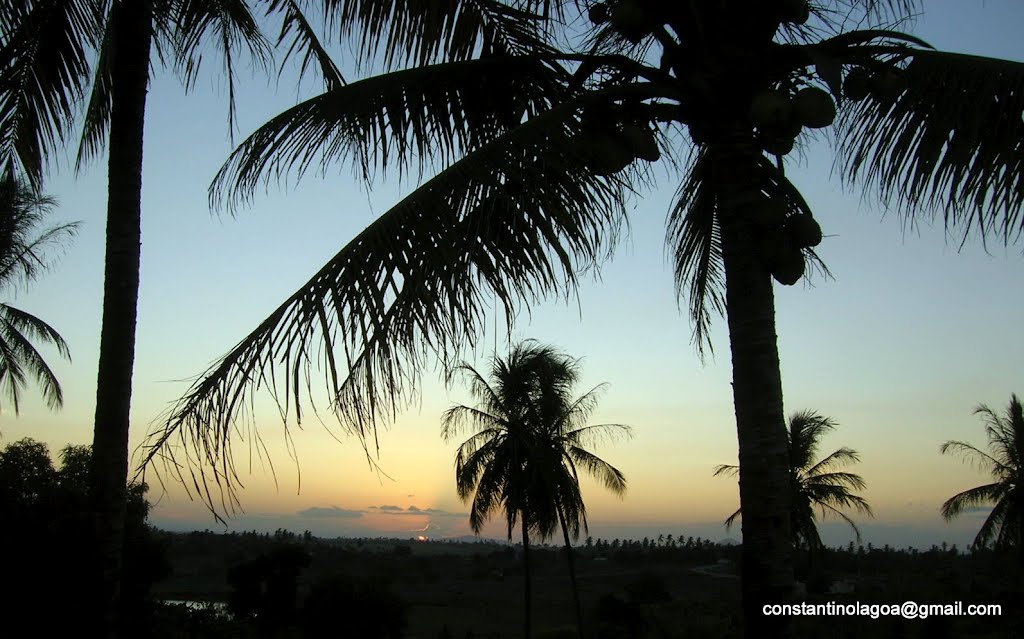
[2,1,1022,550]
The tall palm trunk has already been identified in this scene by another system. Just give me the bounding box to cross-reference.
[557,507,584,639]
[89,1,153,637]
[711,133,795,639]
[521,516,532,639]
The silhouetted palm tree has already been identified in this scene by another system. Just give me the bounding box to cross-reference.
[144,3,1024,635]
[442,341,629,639]
[941,394,1024,562]
[0,172,75,415]
[716,410,872,554]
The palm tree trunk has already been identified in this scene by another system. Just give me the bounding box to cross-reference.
[89,1,153,637]
[521,517,532,639]
[557,508,585,639]
[711,133,795,639]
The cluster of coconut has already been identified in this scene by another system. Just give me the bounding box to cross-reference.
[571,114,661,176]
[749,85,836,157]
[755,203,823,286]
[843,67,909,104]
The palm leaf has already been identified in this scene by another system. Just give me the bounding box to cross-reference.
[323,0,555,70]
[172,0,273,139]
[210,55,575,209]
[266,0,345,91]
[837,50,1024,247]
[940,481,1002,521]
[0,303,70,411]
[0,0,104,189]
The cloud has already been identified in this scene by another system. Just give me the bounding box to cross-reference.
[297,506,364,519]
[368,505,465,517]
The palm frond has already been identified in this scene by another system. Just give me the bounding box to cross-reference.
[712,463,738,477]
[0,303,70,411]
[666,149,723,359]
[267,0,345,91]
[567,446,625,496]
[74,6,114,172]
[0,172,78,288]
[837,49,1024,248]
[0,0,104,189]
[940,481,1003,522]
[323,0,555,70]
[804,446,860,477]
[172,0,273,139]
[210,55,574,208]
[940,439,1009,477]
[723,507,741,531]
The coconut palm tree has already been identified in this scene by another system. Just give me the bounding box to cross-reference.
[715,410,873,555]
[0,171,76,416]
[441,341,629,639]
[141,2,1024,636]
[941,394,1024,562]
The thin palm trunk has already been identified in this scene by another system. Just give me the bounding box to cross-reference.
[88,1,153,637]
[557,507,584,639]
[521,515,532,639]
[712,132,795,639]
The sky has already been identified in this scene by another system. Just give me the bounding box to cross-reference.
[2,1,1022,550]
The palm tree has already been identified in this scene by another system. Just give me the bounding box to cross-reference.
[0,1,348,634]
[441,341,629,639]
[0,171,76,416]
[715,410,873,556]
[940,394,1024,563]
[141,3,1024,636]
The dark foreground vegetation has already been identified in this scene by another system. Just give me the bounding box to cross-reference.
[132,529,1023,639]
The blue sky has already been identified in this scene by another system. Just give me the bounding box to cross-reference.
[2,0,1023,548]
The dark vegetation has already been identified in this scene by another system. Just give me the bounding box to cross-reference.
[150,529,1020,639]
[1,436,1019,638]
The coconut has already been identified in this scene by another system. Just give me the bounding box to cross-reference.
[870,70,908,104]
[844,68,871,102]
[793,87,836,129]
[760,135,794,157]
[589,2,609,24]
[772,249,806,285]
[582,133,635,176]
[609,1,653,44]
[621,123,660,162]
[749,90,794,130]
[784,213,822,248]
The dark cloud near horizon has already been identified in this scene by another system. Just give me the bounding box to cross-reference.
[297,506,364,519]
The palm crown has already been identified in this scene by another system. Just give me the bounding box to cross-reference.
[941,394,1024,553]
[716,410,872,551]
[441,341,629,540]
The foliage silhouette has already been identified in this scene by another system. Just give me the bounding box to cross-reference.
[941,394,1024,560]
[139,3,1024,636]
[227,543,312,630]
[0,437,168,636]
[301,574,408,639]
[715,410,872,554]
[0,172,75,415]
[442,340,630,639]
[0,1,359,633]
